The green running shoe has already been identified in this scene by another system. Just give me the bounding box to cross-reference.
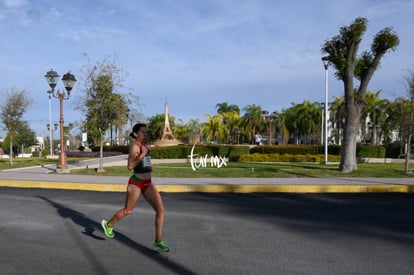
[101,220,114,238]
[153,240,170,252]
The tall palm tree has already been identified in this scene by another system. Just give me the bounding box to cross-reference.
[277,110,290,145]
[388,96,412,145]
[293,100,321,144]
[221,111,240,143]
[203,114,226,143]
[242,104,264,144]
[330,96,346,145]
[186,119,201,144]
[361,90,389,145]
[173,119,188,143]
[215,102,241,143]
[216,102,240,115]
[282,101,320,144]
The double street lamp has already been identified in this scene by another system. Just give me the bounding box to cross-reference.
[45,69,76,172]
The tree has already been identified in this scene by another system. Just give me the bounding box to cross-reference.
[173,119,189,143]
[108,93,129,145]
[14,121,37,151]
[147,114,175,144]
[292,100,321,144]
[221,111,240,144]
[0,88,33,166]
[279,102,320,145]
[78,54,130,172]
[2,122,37,156]
[171,118,201,144]
[241,104,264,144]
[321,17,399,172]
[216,102,241,143]
[216,102,240,115]
[186,119,201,144]
[203,114,226,143]
[360,90,389,145]
[276,110,289,145]
[330,96,346,145]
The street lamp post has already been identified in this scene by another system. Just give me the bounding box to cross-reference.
[45,69,76,172]
[47,90,53,156]
[46,123,58,155]
[322,56,329,164]
[320,102,325,146]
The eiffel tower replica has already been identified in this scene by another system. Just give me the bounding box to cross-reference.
[154,100,182,146]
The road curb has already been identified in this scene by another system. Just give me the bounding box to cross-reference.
[1,180,413,193]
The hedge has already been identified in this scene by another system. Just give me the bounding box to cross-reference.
[88,144,402,160]
[91,144,250,160]
[239,153,341,163]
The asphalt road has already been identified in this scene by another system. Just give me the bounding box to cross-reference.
[2,188,414,275]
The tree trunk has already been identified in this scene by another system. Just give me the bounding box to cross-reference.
[370,127,377,146]
[340,101,360,172]
[405,136,411,173]
[97,129,105,173]
[9,134,13,167]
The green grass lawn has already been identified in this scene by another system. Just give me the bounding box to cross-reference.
[69,162,414,178]
[0,157,90,170]
[2,157,414,178]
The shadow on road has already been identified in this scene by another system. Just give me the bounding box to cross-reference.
[38,195,197,275]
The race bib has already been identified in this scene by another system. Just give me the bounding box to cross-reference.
[143,155,152,167]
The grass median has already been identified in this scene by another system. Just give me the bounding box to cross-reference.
[2,157,414,178]
[0,157,90,170]
[70,162,414,178]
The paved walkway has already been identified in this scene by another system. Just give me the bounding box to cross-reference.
[1,155,414,193]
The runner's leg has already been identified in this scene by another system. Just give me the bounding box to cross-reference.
[108,184,141,226]
[143,183,165,241]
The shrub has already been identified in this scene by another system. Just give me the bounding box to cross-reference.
[239,153,340,163]
[356,145,386,158]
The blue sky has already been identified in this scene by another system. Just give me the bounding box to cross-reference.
[0,0,413,138]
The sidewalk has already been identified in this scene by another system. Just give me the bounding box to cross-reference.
[1,155,414,193]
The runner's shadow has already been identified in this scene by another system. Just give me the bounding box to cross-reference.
[37,196,197,274]
[40,165,57,171]
[111,233,196,274]
[37,196,104,240]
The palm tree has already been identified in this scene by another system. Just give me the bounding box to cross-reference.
[221,111,240,143]
[361,90,389,145]
[281,101,320,144]
[330,96,346,145]
[186,119,201,144]
[293,100,321,144]
[389,97,412,145]
[242,104,264,144]
[277,110,290,145]
[173,119,188,143]
[203,114,226,143]
[215,102,241,143]
[216,102,240,115]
